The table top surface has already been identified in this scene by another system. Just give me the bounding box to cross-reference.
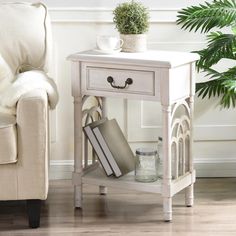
[68,50,200,68]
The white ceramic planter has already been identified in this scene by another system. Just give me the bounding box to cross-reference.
[120,34,147,53]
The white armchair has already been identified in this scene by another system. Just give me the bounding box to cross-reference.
[0,2,55,228]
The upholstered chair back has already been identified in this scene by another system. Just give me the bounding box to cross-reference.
[0,2,52,74]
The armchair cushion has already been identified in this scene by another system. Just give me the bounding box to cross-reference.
[0,2,52,74]
[0,113,17,164]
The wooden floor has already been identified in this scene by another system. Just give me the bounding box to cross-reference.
[1,178,236,235]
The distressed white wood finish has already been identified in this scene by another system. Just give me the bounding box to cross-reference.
[162,104,173,221]
[83,168,162,193]
[171,100,191,179]
[185,63,196,207]
[82,95,103,165]
[69,50,199,69]
[81,62,160,101]
[85,65,155,96]
[99,97,108,195]
[69,50,199,221]
[71,61,83,208]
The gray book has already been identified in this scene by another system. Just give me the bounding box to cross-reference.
[83,119,113,176]
[93,119,135,177]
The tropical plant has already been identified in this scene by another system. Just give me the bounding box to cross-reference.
[113,1,149,34]
[177,0,236,108]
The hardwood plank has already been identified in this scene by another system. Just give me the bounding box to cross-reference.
[0,178,236,235]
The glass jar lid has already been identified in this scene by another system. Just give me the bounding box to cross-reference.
[136,148,157,156]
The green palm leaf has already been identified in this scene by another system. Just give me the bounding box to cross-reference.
[195,32,236,70]
[177,0,236,33]
[196,67,236,107]
[177,0,236,108]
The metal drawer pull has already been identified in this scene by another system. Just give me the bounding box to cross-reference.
[107,76,133,89]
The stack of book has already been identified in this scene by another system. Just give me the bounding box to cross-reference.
[83,118,135,177]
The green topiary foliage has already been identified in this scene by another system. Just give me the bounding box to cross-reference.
[113,1,150,34]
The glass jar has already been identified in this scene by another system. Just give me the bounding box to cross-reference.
[135,148,159,182]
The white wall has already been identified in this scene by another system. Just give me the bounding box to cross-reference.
[9,0,234,178]
[10,0,207,8]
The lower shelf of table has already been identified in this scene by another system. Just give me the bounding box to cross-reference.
[82,165,196,195]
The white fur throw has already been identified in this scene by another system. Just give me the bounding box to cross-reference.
[0,56,58,115]
[0,55,14,93]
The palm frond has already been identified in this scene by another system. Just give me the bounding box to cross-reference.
[177,0,236,33]
[221,90,236,108]
[222,66,236,77]
[196,67,236,107]
[194,32,236,70]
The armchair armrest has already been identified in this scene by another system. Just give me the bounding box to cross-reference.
[16,89,49,200]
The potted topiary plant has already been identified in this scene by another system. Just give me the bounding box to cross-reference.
[113,0,150,52]
[177,0,236,108]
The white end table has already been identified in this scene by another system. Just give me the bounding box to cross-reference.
[68,50,199,221]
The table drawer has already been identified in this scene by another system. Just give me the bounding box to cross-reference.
[85,66,155,96]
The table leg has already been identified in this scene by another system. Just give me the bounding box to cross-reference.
[185,94,195,207]
[99,186,108,195]
[162,104,172,221]
[73,96,83,208]
[163,197,172,222]
[99,97,108,195]
[74,185,82,208]
[185,184,194,207]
